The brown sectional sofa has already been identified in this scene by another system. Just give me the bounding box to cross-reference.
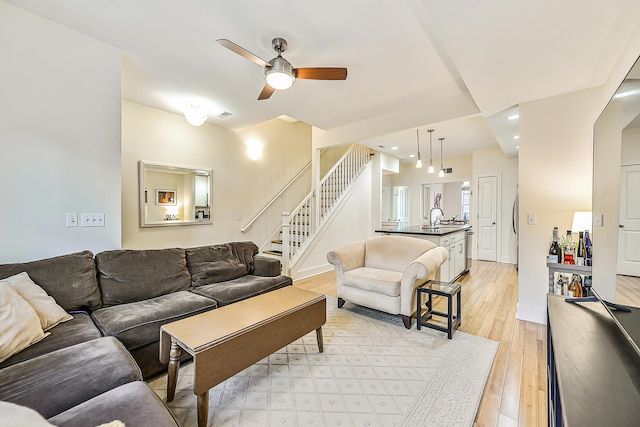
[0,241,291,426]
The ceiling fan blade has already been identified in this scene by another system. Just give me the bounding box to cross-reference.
[258,84,276,100]
[294,67,348,80]
[216,39,271,68]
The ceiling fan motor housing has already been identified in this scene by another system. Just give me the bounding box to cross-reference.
[272,37,288,53]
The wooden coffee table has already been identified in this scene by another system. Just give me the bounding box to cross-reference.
[159,286,326,427]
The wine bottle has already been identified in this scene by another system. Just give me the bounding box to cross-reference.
[583,275,592,297]
[584,231,593,266]
[568,274,583,297]
[548,227,562,263]
[563,230,575,264]
[576,231,585,266]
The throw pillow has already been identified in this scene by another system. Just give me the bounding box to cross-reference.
[95,421,126,427]
[2,272,73,331]
[0,285,48,363]
[0,401,55,427]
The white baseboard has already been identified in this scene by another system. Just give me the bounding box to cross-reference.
[292,263,334,281]
[516,302,547,325]
[499,255,517,264]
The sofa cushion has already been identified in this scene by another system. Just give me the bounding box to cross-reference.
[0,312,102,369]
[191,274,292,306]
[343,267,403,297]
[186,241,259,286]
[90,291,217,350]
[0,285,48,364]
[2,272,73,331]
[364,236,437,272]
[0,251,101,311]
[48,382,179,427]
[95,248,192,307]
[0,337,142,419]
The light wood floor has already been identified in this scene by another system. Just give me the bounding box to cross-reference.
[293,260,545,427]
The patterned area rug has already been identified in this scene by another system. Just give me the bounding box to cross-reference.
[149,296,498,427]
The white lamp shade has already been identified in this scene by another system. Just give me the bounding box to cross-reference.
[265,71,294,90]
[438,169,445,178]
[184,105,207,126]
[428,164,435,173]
[571,211,592,232]
[415,159,423,168]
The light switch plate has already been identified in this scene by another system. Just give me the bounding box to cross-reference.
[66,212,78,227]
[81,213,105,227]
[527,213,536,225]
[593,213,604,227]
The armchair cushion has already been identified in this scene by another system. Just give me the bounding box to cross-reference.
[343,268,402,296]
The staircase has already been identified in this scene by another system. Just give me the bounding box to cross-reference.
[278,144,371,275]
[245,143,371,274]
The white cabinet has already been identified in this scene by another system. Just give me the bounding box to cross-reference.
[423,230,466,282]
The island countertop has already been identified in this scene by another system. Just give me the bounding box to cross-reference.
[375,224,471,236]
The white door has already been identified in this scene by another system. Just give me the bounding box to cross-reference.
[617,165,640,276]
[477,176,498,261]
[393,185,410,226]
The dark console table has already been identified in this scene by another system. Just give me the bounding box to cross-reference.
[547,295,640,426]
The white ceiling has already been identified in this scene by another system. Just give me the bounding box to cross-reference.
[6,0,640,162]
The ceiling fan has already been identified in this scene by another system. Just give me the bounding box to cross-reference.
[216,38,348,100]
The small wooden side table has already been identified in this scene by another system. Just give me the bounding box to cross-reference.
[416,280,461,339]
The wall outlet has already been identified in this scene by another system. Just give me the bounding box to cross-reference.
[81,213,105,227]
[66,212,78,227]
[236,213,243,221]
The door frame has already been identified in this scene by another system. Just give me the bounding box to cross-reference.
[475,174,501,262]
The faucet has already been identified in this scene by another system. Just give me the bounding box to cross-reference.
[430,207,444,227]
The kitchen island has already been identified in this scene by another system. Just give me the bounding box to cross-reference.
[375,224,471,282]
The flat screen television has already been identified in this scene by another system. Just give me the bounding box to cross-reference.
[592,54,640,355]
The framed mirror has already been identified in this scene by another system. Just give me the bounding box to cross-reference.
[138,160,212,227]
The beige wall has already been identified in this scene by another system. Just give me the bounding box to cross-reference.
[0,3,122,263]
[121,101,312,250]
[517,88,602,323]
[472,147,519,263]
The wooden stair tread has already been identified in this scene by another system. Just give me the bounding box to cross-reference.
[263,250,282,256]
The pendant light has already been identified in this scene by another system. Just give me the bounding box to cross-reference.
[427,129,435,173]
[438,137,445,178]
[415,129,423,168]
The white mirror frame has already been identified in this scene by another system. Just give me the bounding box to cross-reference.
[138,160,213,227]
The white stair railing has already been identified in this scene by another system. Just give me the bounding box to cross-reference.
[318,143,371,221]
[280,143,371,274]
[241,162,311,233]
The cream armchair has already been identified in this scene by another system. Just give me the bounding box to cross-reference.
[327,235,448,328]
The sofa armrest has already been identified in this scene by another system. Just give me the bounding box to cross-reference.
[252,255,281,277]
[0,337,142,419]
[399,246,449,316]
[327,240,366,273]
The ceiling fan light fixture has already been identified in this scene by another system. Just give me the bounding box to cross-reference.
[184,105,207,126]
[265,57,295,90]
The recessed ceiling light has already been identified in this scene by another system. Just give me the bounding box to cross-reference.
[507,114,519,120]
[513,135,519,140]
[516,146,519,149]
[409,154,415,158]
[391,146,398,150]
